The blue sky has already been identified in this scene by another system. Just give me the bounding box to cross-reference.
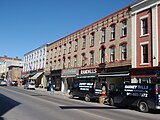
[0,0,135,59]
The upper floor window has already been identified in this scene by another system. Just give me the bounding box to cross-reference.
[90,52,94,65]
[110,46,115,62]
[59,46,61,56]
[75,40,78,51]
[141,43,148,64]
[68,57,71,68]
[121,44,127,60]
[90,33,95,47]
[111,24,116,40]
[82,53,87,66]
[64,44,66,54]
[101,29,106,43]
[74,55,77,67]
[82,36,86,48]
[101,46,106,63]
[55,48,57,56]
[69,42,72,53]
[141,17,148,35]
[121,20,127,37]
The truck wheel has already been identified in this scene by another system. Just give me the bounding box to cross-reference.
[139,101,149,113]
[109,98,114,106]
[85,94,90,102]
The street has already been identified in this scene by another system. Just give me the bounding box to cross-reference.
[0,86,160,120]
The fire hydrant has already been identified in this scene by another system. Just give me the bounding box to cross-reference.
[99,86,107,104]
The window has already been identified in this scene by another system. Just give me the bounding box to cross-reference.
[74,56,77,67]
[82,53,86,66]
[82,36,86,48]
[69,42,72,53]
[75,40,78,51]
[55,48,57,56]
[101,46,105,63]
[68,57,71,68]
[142,44,148,63]
[111,24,116,40]
[141,17,148,35]
[101,29,106,43]
[90,52,94,65]
[59,46,61,56]
[110,46,115,62]
[63,57,65,68]
[64,44,66,54]
[58,59,61,68]
[90,33,95,46]
[121,44,127,60]
[121,20,127,36]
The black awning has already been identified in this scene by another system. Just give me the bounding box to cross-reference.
[98,71,130,77]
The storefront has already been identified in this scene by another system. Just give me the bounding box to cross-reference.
[76,68,100,82]
[130,67,160,84]
[61,68,79,93]
[50,69,62,91]
[98,66,131,90]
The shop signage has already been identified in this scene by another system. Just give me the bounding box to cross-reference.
[61,68,79,76]
[80,68,97,75]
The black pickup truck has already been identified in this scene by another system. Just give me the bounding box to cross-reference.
[108,84,160,112]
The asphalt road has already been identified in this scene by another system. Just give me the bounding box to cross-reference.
[0,86,160,120]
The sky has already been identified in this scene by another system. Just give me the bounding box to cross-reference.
[0,0,136,60]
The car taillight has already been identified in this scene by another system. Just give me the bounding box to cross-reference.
[154,88,158,94]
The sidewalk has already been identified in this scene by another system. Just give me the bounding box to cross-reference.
[18,85,70,97]
[35,87,70,97]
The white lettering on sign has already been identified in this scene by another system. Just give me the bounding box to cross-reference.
[80,68,97,74]
[125,85,137,89]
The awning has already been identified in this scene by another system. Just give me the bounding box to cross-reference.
[30,72,43,80]
[22,73,30,78]
[98,71,130,77]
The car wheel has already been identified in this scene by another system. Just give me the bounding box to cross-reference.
[85,94,90,102]
[69,92,74,99]
[139,101,149,113]
[109,98,114,106]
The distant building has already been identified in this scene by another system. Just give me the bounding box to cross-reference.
[23,44,48,88]
[0,56,23,85]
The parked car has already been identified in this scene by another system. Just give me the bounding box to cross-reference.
[10,80,18,86]
[108,83,160,112]
[24,79,35,90]
[0,79,7,86]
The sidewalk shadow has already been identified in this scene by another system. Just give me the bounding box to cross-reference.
[0,93,21,118]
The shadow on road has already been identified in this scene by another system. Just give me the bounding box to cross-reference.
[59,105,120,110]
[0,93,21,119]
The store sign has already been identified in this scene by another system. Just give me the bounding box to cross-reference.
[80,68,97,75]
[62,68,79,76]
